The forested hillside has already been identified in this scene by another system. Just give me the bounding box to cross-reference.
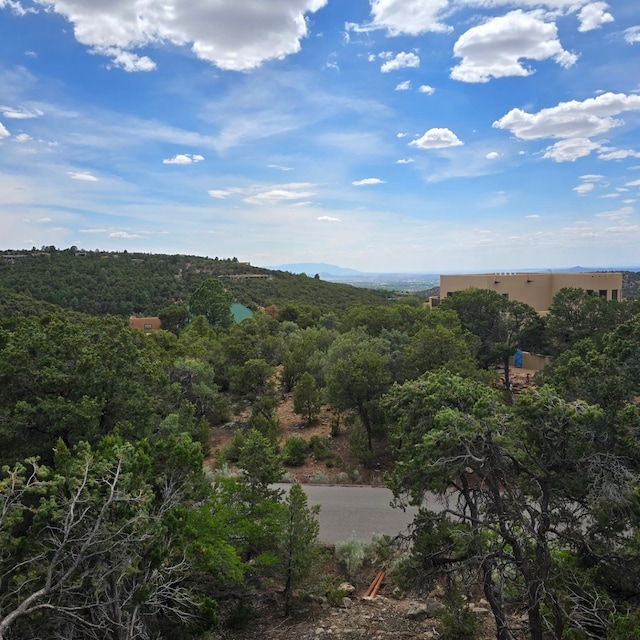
[0,247,392,316]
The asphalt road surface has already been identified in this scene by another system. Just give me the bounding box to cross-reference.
[276,484,422,544]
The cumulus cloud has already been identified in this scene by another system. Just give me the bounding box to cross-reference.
[395,80,411,91]
[409,128,463,149]
[381,51,420,72]
[397,132,408,138]
[163,153,205,165]
[577,2,613,32]
[25,0,328,72]
[318,215,340,222]
[396,158,414,164]
[268,164,293,171]
[365,0,452,36]
[624,26,640,44]
[486,151,500,159]
[543,138,601,162]
[67,171,99,181]
[109,231,141,239]
[352,178,386,186]
[0,122,9,139]
[493,93,640,144]
[99,48,156,72]
[451,11,577,83]
[15,133,32,142]
[1,105,44,119]
[418,84,435,94]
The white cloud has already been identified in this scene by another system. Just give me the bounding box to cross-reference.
[486,151,500,159]
[0,0,34,16]
[208,189,232,199]
[244,183,316,204]
[99,48,157,72]
[418,84,435,94]
[366,0,452,36]
[494,93,640,140]
[163,153,205,165]
[67,171,99,181]
[596,206,633,219]
[526,214,540,218]
[318,215,340,222]
[28,0,328,72]
[626,180,640,187]
[109,231,142,239]
[14,133,32,142]
[380,51,420,73]
[542,138,601,162]
[1,105,44,119]
[395,80,411,91]
[396,132,408,138]
[577,2,613,32]
[268,164,293,171]
[396,158,414,164]
[38,217,53,222]
[574,182,595,195]
[624,26,640,44]
[580,174,603,181]
[352,178,385,186]
[451,11,577,83]
[409,128,464,149]
[597,147,640,160]
[0,122,9,139]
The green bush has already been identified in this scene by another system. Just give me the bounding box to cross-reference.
[309,434,332,460]
[216,429,246,464]
[440,582,477,640]
[282,435,308,466]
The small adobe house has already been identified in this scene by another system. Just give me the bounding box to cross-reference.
[129,317,161,333]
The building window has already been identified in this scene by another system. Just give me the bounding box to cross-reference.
[598,290,607,298]
[612,289,618,301]
[502,293,509,300]
[586,289,594,295]
[446,292,453,297]
[144,323,152,330]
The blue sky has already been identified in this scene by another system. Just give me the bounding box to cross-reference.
[1,0,639,273]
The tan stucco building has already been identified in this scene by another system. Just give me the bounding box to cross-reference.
[435,272,622,314]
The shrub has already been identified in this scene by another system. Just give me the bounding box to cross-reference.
[308,471,329,484]
[335,536,367,578]
[309,434,332,460]
[216,429,246,464]
[282,435,308,466]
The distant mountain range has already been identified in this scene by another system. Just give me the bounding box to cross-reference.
[267,263,640,276]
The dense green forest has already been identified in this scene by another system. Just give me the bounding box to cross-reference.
[2,248,640,639]
[0,247,392,316]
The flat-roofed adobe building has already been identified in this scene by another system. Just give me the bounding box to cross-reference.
[436,272,622,314]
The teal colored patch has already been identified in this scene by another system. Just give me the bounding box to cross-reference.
[231,302,253,323]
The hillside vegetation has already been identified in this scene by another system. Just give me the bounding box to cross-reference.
[3,249,640,640]
[0,247,392,316]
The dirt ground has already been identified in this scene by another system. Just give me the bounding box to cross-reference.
[207,393,386,485]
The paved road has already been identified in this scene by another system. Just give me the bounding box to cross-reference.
[276,484,422,544]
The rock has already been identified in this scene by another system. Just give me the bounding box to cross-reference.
[342,597,353,608]
[338,582,355,594]
[406,598,445,619]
